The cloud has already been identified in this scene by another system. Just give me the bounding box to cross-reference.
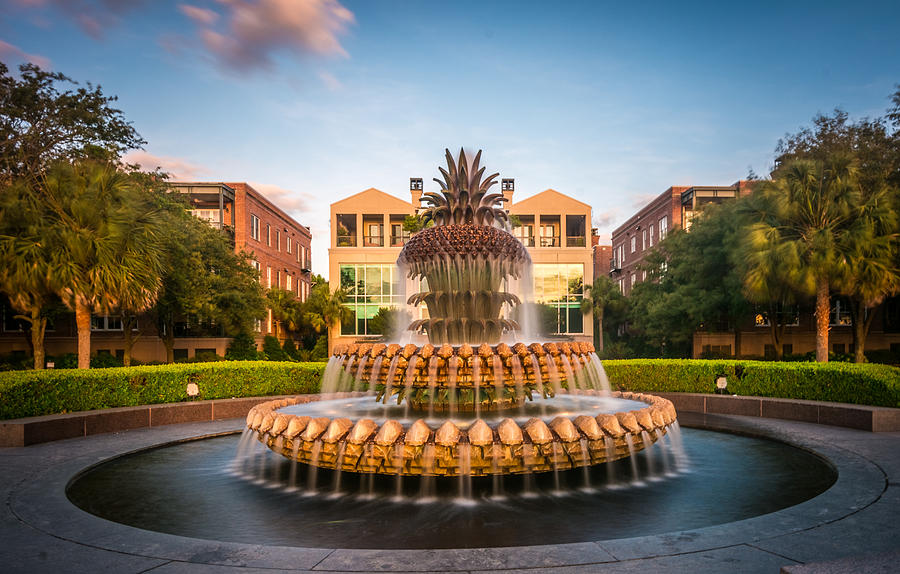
[248,181,315,213]
[178,4,218,26]
[123,150,209,180]
[317,70,341,90]
[592,209,617,229]
[0,39,51,69]
[630,193,658,208]
[10,0,147,39]
[181,0,355,71]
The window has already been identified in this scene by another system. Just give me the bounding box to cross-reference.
[830,298,852,326]
[266,267,272,289]
[630,273,636,288]
[266,224,271,246]
[276,270,282,288]
[649,224,654,247]
[617,244,625,265]
[618,279,625,292]
[630,236,636,253]
[91,315,128,331]
[339,264,404,336]
[532,263,584,334]
[250,215,260,240]
[252,261,261,283]
[642,229,647,250]
[286,274,292,292]
[659,216,668,240]
[286,236,292,254]
[276,230,281,252]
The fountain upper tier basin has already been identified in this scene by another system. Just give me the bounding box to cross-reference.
[329,341,602,410]
[246,391,677,477]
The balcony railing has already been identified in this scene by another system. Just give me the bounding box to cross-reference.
[390,235,408,246]
[610,259,621,272]
[539,236,560,247]
[336,234,356,247]
[363,235,384,247]
[566,236,586,247]
[516,236,535,247]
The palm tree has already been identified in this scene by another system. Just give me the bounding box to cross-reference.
[742,157,861,362]
[303,282,351,356]
[836,189,900,362]
[579,276,623,354]
[43,161,164,368]
[266,288,301,340]
[0,180,57,369]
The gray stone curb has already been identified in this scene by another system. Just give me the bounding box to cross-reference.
[2,411,898,572]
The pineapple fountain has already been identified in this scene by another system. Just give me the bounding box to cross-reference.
[245,149,678,488]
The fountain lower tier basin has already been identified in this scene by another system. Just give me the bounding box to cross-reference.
[246,391,677,476]
[66,427,838,549]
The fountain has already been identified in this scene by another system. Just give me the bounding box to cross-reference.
[245,148,677,482]
[63,150,838,552]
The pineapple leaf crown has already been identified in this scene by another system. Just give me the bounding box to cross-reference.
[420,148,510,229]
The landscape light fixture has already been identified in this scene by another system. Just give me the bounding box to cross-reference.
[186,383,200,399]
[715,375,728,395]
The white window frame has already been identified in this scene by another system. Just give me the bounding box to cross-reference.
[286,236,292,254]
[630,236,636,253]
[642,229,647,250]
[266,267,272,289]
[250,214,260,241]
[649,224,655,247]
[659,216,668,240]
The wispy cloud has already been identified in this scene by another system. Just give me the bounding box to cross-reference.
[10,0,147,39]
[0,38,51,68]
[248,181,316,213]
[180,0,354,71]
[123,150,209,180]
[630,192,658,208]
[593,209,617,229]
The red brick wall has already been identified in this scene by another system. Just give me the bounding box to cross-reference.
[226,183,313,302]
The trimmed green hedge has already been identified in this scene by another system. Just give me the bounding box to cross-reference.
[603,359,900,408]
[2,359,898,420]
[0,361,327,420]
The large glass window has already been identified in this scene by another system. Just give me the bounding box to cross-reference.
[339,264,404,335]
[532,263,584,334]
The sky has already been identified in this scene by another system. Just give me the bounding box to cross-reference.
[2,0,899,279]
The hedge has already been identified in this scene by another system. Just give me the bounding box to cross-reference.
[2,359,898,421]
[602,359,900,408]
[0,361,327,420]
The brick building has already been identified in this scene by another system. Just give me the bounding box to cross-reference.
[612,181,900,358]
[591,230,612,282]
[0,182,312,364]
[610,183,750,295]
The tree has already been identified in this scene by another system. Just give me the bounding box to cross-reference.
[303,279,351,356]
[266,288,302,340]
[0,181,59,369]
[41,160,164,369]
[742,158,862,362]
[0,62,144,187]
[579,275,625,353]
[152,201,265,363]
[775,106,900,361]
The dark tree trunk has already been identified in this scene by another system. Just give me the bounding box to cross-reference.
[596,309,604,353]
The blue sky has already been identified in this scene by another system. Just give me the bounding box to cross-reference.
[2,0,899,278]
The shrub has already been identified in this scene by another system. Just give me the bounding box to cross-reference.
[262,335,286,361]
[282,338,299,361]
[225,332,260,361]
[310,335,328,360]
[602,359,900,408]
[0,361,328,419]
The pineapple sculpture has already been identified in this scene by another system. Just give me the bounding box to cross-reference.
[399,148,531,345]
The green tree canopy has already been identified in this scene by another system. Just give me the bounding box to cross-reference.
[0,62,144,186]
